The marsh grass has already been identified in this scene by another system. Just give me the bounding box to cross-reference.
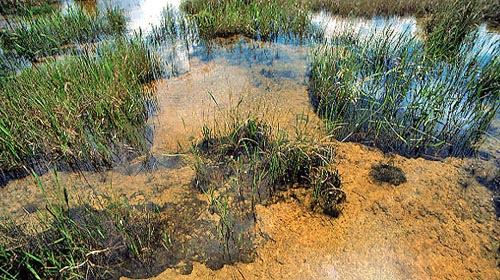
[0,6,126,61]
[193,110,344,219]
[309,0,437,18]
[0,38,158,171]
[423,0,482,60]
[0,173,171,279]
[190,111,344,266]
[309,27,500,158]
[0,0,59,16]
[309,0,499,26]
[180,0,319,41]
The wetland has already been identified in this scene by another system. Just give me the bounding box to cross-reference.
[0,0,499,279]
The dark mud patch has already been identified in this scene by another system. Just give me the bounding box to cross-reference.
[370,162,407,186]
[493,196,500,217]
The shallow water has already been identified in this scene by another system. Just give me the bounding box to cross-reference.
[1,2,499,279]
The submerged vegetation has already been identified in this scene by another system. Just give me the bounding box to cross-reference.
[309,26,500,158]
[0,174,172,279]
[0,7,126,61]
[0,38,158,171]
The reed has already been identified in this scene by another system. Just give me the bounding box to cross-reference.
[423,0,481,60]
[0,6,126,61]
[0,38,158,171]
[309,27,500,158]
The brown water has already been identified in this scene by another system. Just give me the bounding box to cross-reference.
[1,2,499,279]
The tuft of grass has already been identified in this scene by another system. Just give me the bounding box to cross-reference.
[0,38,159,171]
[180,0,319,41]
[191,112,344,266]
[0,6,126,61]
[309,26,500,158]
[193,111,344,217]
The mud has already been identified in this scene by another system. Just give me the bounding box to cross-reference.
[135,142,499,280]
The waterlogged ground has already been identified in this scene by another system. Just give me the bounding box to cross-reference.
[1,1,499,279]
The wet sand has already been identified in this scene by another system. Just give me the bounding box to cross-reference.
[120,140,498,280]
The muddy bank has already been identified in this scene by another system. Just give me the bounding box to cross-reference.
[133,141,499,280]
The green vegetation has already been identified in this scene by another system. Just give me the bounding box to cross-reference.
[180,0,318,41]
[194,112,345,218]
[423,0,482,59]
[0,38,158,171]
[0,7,126,61]
[310,0,436,17]
[0,0,59,16]
[309,27,500,158]
[0,174,170,279]
[310,0,499,27]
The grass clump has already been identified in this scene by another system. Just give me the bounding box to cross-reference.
[180,0,318,41]
[193,113,344,218]
[0,6,126,61]
[309,27,500,158]
[0,175,170,279]
[0,38,158,171]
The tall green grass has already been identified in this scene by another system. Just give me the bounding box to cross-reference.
[181,0,318,41]
[309,28,500,158]
[0,6,126,61]
[423,0,482,60]
[0,38,158,171]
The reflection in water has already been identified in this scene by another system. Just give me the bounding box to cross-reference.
[64,0,181,33]
[313,13,419,38]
